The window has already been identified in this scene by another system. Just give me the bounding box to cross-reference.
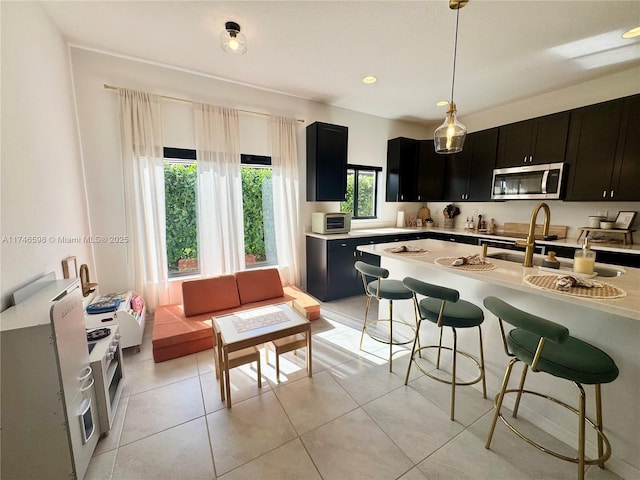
[240,154,277,267]
[164,148,198,277]
[340,164,381,219]
[162,148,277,278]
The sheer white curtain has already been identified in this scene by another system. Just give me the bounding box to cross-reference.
[118,88,169,311]
[270,116,302,286]
[193,103,245,276]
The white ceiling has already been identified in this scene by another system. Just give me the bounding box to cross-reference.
[42,0,640,123]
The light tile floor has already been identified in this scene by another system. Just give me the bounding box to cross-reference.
[85,295,624,480]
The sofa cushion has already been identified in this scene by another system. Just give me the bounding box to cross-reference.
[152,317,213,349]
[182,275,240,317]
[235,268,284,304]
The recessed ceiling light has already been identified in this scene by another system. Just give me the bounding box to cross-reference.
[362,75,378,84]
[436,100,449,106]
[622,26,640,39]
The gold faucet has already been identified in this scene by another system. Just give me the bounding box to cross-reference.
[516,202,551,267]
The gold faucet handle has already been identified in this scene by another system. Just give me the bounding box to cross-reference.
[515,239,532,248]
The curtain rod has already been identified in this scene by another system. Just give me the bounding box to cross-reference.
[103,84,305,123]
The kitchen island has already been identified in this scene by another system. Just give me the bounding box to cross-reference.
[357,238,639,479]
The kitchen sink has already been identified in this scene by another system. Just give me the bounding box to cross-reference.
[485,252,625,277]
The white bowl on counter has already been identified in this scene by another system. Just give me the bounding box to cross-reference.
[600,221,615,229]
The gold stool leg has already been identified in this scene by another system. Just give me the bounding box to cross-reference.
[405,297,421,385]
[486,357,518,449]
[360,294,373,350]
[388,300,394,372]
[450,328,458,421]
[577,383,586,480]
[478,325,487,399]
[595,384,604,468]
[513,364,529,418]
[436,327,444,369]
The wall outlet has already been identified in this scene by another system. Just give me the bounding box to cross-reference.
[598,211,608,218]
[472,209,478,217]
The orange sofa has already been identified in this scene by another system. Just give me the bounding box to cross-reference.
[152,268,320,362]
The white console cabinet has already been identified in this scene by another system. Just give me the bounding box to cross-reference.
[85,291,145,349]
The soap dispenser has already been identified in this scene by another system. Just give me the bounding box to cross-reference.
[573,238,596,275]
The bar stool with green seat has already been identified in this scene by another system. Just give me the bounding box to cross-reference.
[354,261,416,372]
[402,276,487,421]
[483,296,619,480]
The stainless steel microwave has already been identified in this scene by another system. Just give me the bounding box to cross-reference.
[491,163,566,200]
[311,212,351,234]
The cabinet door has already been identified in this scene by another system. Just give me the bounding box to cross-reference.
[496,120,534,167]
[565,100,624,201]
[443,148,470,201]
[417,140,444,201]
[306,122,348,201]
[306,236,328,300]
[467,128,498,201]
[496,112,569,167]
[530,112,569,165]
[443,128,497,202]
[386,137,420,201]
[327,239,361,299]
[611,95,640,201]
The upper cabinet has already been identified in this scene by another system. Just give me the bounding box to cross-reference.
[418,140,444,201]
[443,128,498,201]
[611,95,640,201]
[306,122,348,201]
[386,137,443,202]
[496,112,570,167]
[565,95,640,201]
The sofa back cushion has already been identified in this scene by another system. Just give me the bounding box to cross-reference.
[235,268,284,304]
[182,275,240,317]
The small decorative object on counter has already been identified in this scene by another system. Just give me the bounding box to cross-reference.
[573,238,596,275]
[443,204,460,229]
[488,218,497,234]
[541,251,560,269]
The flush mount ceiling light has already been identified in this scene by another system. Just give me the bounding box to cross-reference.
[434,0,468,154]
[362,75,378,84]
[220,21,247,55]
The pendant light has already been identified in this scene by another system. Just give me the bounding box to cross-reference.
[434,0,468,154]
[220,21,247,55]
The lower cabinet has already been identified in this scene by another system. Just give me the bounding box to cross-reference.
[306,233,428,301]
[306,237,375,301]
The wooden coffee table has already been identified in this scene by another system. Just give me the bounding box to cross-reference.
[212,303,312,408]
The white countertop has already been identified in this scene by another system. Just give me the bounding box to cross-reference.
[357,238,640,321]
[307,226,640,255]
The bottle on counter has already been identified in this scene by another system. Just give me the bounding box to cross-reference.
[573,238,596,275]
[469,216,475,231]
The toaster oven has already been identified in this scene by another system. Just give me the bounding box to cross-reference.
[311,212,351,234]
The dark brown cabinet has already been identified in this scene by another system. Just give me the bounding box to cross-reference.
[496,112,570,167]
[306,122,348,201]
[306,232,428,301]
[564,98,627,201]
[443,128,498,201]
[611,94,640,201]
[306,236,377,301]
[386,137,444,202]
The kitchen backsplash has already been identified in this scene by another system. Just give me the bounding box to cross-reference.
[350,199,640,239]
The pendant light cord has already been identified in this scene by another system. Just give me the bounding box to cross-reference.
[450,5,461,104]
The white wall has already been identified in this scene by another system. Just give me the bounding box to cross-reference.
[69,48,430,294]
[0,2,93,311]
